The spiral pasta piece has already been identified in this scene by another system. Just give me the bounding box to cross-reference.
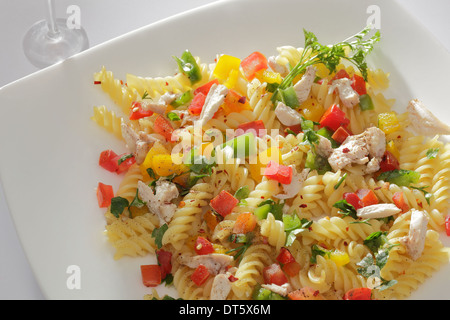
[91,105,124,139]
[162,182,215,250]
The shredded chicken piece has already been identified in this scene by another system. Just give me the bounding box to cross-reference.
[400,209,429,261]
[329,78,360,108]
[137,180,179,225]
[327,127,385,173]
[407,99,450,136]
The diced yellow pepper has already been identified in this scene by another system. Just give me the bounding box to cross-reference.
[212,243,227,254]
[213,54,241,81]
[249,147,282,182]
[152,154,187,177]
[224,68,239,89]
[386,140,400,159]
[378,112,401,135]
[257,70,282,84]
[300,97,324,122]
[139,142,169,179]
[329,250,350,267]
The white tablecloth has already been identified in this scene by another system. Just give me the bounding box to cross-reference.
[0,0,449,299]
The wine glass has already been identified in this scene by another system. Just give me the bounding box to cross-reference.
[23,0,89,69]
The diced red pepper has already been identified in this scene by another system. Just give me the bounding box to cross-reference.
[445,215,450,237]
[343,287,372,300]
[264,161,293,185]
[154,115,175,141]
[319,104,350,132]
[191,264,210,286]
[140,265,162,287]
[276,247,296,265]
[380,151,400,172]
[331,126,352,144]
[115,153,136,174]
[188,92,206,115]
[263,263,288,286]
[331,69,350,81]
[195,236,215,255]
[193,79,219,96]
[392,191,410,214]
[241,51,268,81]
[156,249,172,279]
[237,120,266,138]
[210,190,239,217]
[96,182,114,208]
[343,192,363,210]
[99,149,119,172]
[285,124,303,135]
[282,261,301,277]
[351,74,367,95]
[356,189,379,207]
[129,101,154,120]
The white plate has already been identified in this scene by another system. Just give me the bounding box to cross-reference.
[1,0,450,299]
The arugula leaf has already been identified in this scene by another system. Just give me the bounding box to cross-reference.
[333,199,358,219]
[152,224,168,249]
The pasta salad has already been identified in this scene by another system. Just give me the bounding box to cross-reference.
[92,26,450,300]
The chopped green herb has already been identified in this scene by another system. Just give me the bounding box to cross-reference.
[426,148,439,159]
[110,196,130,218]
[334,172,347,190]
[117,153,134,165]
[377,169,420,187]
[151,224,168,249]
[283,213,313,246]
[333,199,358,219]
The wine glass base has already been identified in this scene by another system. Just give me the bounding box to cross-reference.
[23,18,89,69]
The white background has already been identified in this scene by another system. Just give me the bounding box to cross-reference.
[0,0,449,299]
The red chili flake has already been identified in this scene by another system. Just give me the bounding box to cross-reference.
[93,80,102,85]
[342,148,350,154]
[228,275,239,282]
[313,290,320,297]
[198,228,205,233]
[165,82,169,86]
[120,80,123,85]
[238,96,247,104]
[300,204,307,208]
[346,227,349,232]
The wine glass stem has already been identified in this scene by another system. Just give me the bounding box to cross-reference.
[46,0,60,39]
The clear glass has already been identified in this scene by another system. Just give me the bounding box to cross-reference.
[23,0,89,68]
